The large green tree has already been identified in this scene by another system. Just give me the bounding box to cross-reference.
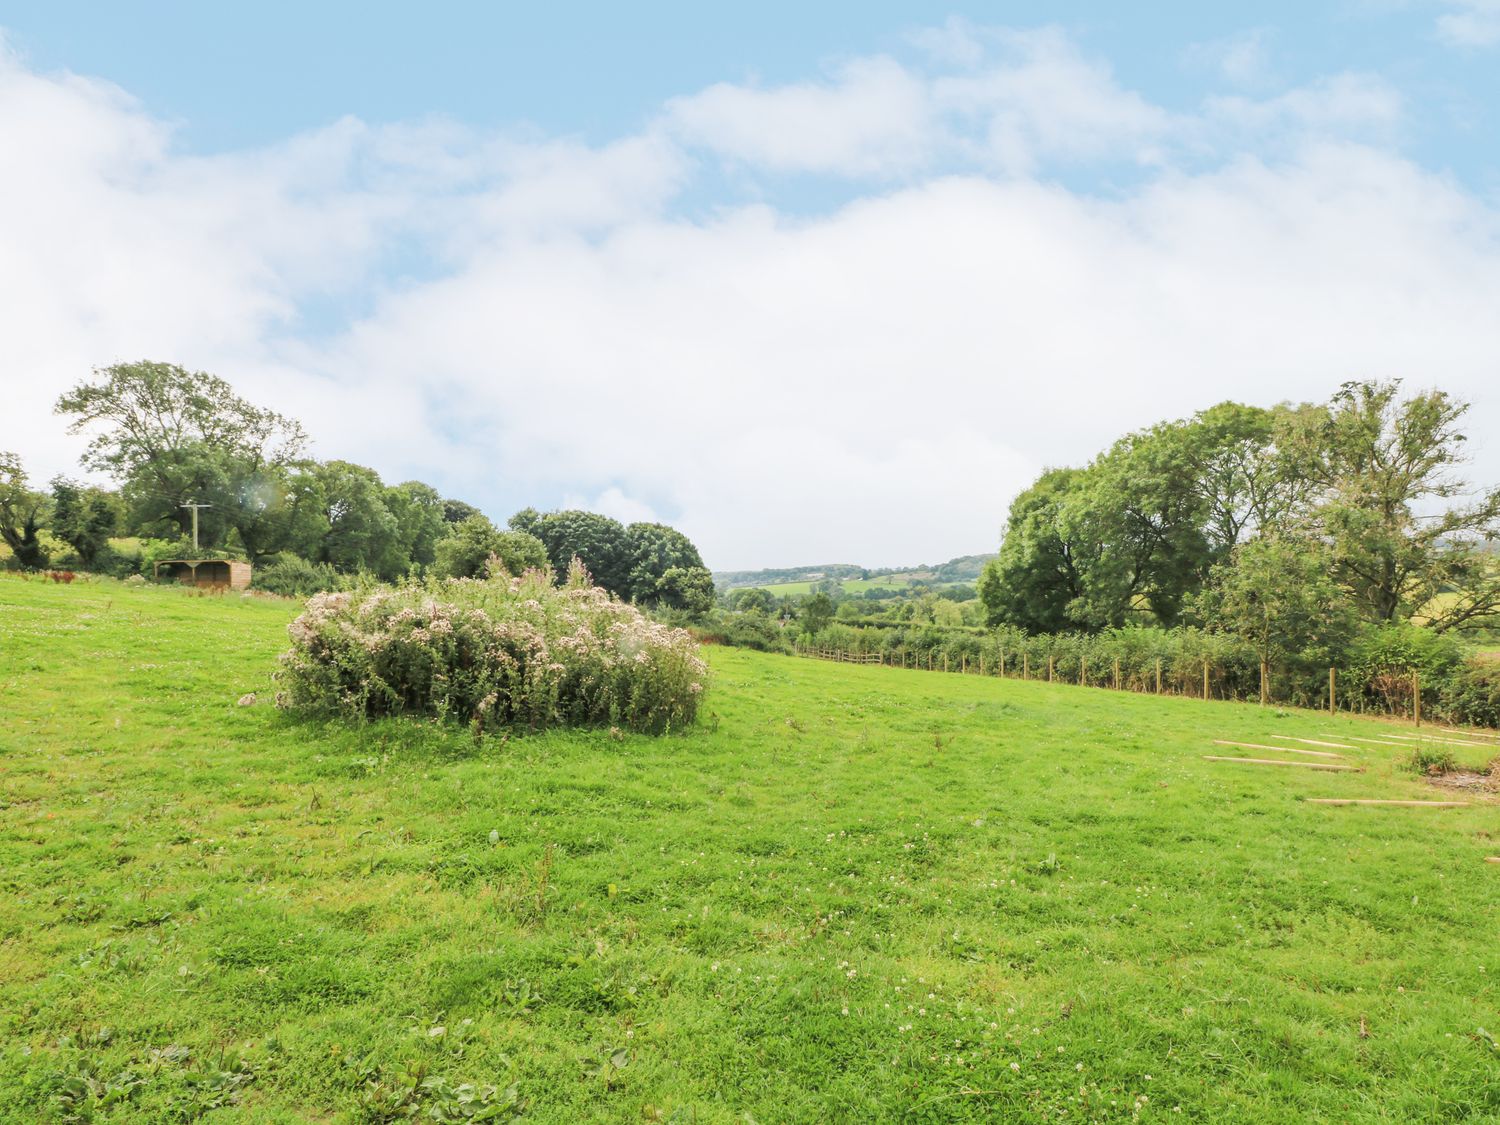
[1285,380,1500,630]
[432,515,548,580]
[55,361,306,549]
[983,399,1338,633]
[0,453,52,569]
[220,461,328,565]
[303,461,401,577]
[648,566,716,617]
[1064,430,1209,627]
[979,468,1094,632]
[623,521,712,613]
[442,498,482,525]
[1174,401,1308,560]
[1193,533,1357,702]
[49,478,119,568]
[799,591,835,633]
[383,481,449,572]
[510,508,633,596]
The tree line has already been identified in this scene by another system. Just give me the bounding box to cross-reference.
[0,361,713,615]
[978,381,1500,656]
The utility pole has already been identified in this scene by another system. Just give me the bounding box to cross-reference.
[181,500,211,550]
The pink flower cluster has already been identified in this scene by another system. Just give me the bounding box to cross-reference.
[276,567,708,734]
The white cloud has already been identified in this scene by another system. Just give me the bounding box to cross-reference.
[663,56,935,177]
[663,28,1171,178]
[907,17,989,70]
[931,28,1174,173]
[3,28,1500,569]
[1435,0,1500,47]
[1203,73,1404,142]
[1185,29,1275,86]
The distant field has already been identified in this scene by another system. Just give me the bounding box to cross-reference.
[743,577,921,597]
[1,577,1497,1122]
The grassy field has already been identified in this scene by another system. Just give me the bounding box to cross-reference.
[1,578,1497,1123]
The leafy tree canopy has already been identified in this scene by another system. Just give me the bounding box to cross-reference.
[981,382,1500,637]
[56,361,307,546]
[49,478,118,568]
[1285,380,1500,630]
[0,452,52,569]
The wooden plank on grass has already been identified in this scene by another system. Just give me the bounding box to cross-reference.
[1364,731,1488,748]
[1441,728,1500,741]
[1340,736,1419,747]
[1203,755,1360,772]
[1487,856,1500,864]
[1213,740,1346,760]
[1280,737,1355,749]
[1304,798,1471,808]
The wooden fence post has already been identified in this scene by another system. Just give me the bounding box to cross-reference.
[943,654,949,674]
[1329,667,1336,714]
[1081,656,1088,686]
[1259,659,1268,706]
[1413,670,1421,726]
[1203,662,1210,700]
[1047,656,1054,683]
[1023,654,1029,679]
[1155,658,1162,695]
[1113,659,1120,691]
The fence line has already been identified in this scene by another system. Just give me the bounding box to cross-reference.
[793,642,1442,726]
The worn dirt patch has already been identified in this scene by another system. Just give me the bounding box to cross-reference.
[1425,770,1498,797]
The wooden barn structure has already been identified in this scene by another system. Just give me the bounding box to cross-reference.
[154,559,253,590]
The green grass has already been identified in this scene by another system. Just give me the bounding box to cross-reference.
[1,577,1497,1123]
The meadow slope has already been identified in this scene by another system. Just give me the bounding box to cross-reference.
[0,578,1496,1123]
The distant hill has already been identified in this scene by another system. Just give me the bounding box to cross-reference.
[715,553,995,591]
[713,563,867,591]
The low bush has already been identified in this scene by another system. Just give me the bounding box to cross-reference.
[89,543,142,578]
[1405,746,1457,776]
[718,611,790,653]
[275,561,708,734]
[252,556,347,598]
[1437,659,1500,730]
[1348,622,1466,714]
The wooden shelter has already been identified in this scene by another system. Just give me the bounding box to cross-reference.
[154,559,252,590]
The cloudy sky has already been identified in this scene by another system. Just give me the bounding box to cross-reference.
[2,2,1499,569]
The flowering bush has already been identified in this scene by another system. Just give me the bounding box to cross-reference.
[275,560,708,734]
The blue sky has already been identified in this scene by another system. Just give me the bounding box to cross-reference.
[6,3,1499,182]
[2,3,1499,567]
[0,2,1494,167]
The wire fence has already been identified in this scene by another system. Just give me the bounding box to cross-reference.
[793,640,1452,727]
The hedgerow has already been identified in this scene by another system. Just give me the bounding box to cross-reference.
[794,618,1500,725]
[275,560,707,734]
